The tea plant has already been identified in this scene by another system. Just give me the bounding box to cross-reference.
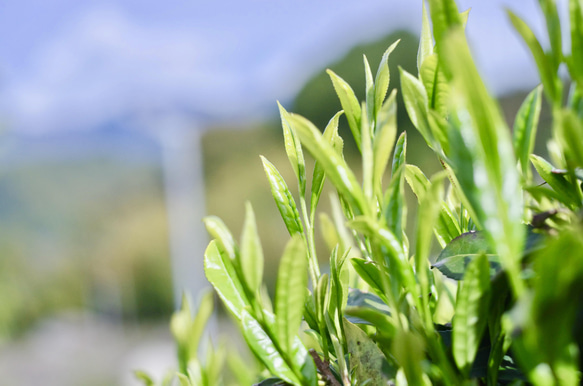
[138,0,583,384]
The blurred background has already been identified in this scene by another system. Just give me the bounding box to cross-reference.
[0,0,555,384]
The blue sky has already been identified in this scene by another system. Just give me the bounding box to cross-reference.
[0,0,552,136]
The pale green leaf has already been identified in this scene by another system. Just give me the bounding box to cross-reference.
[513,86,543,179]
[372,89,398,198]
[508,10,560,105]
[275,236,308,354]
[417,0,434,72]
[288,113,370,216]
[240,202,264,294]
[452,254,491,375]
[279,102,307,195]
[311,111,344,217]
[327,69,362,150]
[204,241,249,320]
[240,310,300,385]
[261,156,304,235]
[375,39,400,117]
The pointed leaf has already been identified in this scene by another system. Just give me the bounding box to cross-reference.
[204,241,249,320]
[375,40,400,116]
[530,154,581,208]
[420,54,449,117]
[372,89,398,197]
[417,0,434,72]
[508,10,559,104]
[513,86,543,178]
[343,318,387,384]
[275,236,308,354]
[327,69,362,150]
[288,113,370,216]
[311,111,344,217]
[261,156,304,235]
[241,202,264,294]
[452,253,491,375]
[279,103,307,195]
[241,310,300,385]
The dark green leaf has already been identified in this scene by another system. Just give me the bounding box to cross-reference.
[343,318,387,384]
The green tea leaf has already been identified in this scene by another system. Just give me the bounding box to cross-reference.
[530,154,581,208]
[420,54,449,117]
[433,231,499,280]
[240,202,264,295]
[556,108,583,170]
[261,156,304,235]
[203,216,238,261]
[568,0,583,88]
[364,55,375,129]
[275,236,308,353]
[539,0,563,71]
[288,113,370,216]
[343,318,387,384]
[134,371,155,386]
[513,85,543,179]
[442,29,524,295]
[351,258,388,300]
[400,67,435,149]
[241,310,300,385]
[204,241,249,320]
[383,163,405,243]
[452,253,491,376]
[311,111,344,217]
[428,0,461,46]
[279,102,307,195]
[417,0,434,72]
[508,10,560,105]
[327,69,362,150]
[372,89,398,198]
[405,165,460,246]
[361,101,374,200]
[375,40,400,117]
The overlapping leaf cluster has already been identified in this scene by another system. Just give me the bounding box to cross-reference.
[138,0,583,385]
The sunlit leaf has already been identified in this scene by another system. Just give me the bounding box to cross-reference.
[417,0,434,72]
[241,310,300,385]
[241,202,264,295]
[204,241,249,320]
[261,156,304,235]
[372,89,398,198]
[279,102,307,195]
[452,254,491,376]
[375,40,400,117]
[275,236,308,354]
[327,69,362,150]
[513,86,543,179]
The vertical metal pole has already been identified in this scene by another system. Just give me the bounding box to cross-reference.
[159,124,209,308]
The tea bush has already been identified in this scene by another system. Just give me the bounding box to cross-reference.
[139,0,583,384]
